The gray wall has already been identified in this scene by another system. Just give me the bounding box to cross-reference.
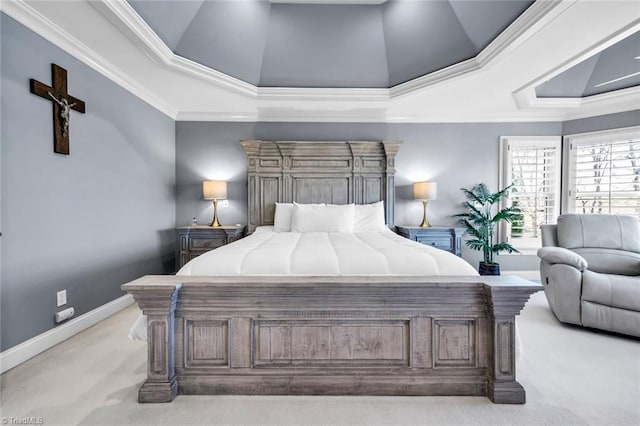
[563,109,639,135]
[1,14,176,351]
[176,121,562,270]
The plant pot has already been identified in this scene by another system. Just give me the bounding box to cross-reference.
[479,262,501,276]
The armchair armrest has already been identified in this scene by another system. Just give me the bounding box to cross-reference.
[537,247,588,271]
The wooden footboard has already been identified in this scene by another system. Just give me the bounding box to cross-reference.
[122,275,542,404]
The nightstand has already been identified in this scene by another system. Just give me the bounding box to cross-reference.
[395,226,465,257]
[176,225,246,270]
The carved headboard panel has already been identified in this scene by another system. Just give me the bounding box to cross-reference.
[241,140,401,233]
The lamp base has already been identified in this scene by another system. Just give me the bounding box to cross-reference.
[419,200,431,227]
[209,199,221,227]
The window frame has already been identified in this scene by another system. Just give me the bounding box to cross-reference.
[499,135,562,253]
[563,125,640,217]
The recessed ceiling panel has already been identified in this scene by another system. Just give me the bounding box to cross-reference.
[174,1,271,85]
[259,4,388,87]
[128,0,204,50]
[126,0,535,88]
[382,1,477,86]
[536,31,640,97]
[448,0,533,51]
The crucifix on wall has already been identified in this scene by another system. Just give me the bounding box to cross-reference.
[30,63,86,155]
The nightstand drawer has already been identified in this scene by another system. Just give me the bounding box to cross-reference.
[190,237,226,250]
[176,225,246,271]
[395,226,465,257]
[416,236,453,251]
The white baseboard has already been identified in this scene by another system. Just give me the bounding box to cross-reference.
[0,294,134,374]
[502,270,541,281]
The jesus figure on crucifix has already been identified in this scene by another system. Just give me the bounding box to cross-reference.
[48,92,76,137]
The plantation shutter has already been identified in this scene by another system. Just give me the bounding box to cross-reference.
[500,137,561,247]
[569,128,640,219]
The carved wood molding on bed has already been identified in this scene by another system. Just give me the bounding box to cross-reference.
[123,275,542,404]
[241,140,401,233]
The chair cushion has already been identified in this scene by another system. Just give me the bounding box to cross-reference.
[574,248,640,276]
[582,271,640,312]
[557,214,640,253]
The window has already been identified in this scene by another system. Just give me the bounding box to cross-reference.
[565,126,640,219]
[500,136,562,251]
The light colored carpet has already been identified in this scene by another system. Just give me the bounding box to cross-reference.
[1,291,638,426]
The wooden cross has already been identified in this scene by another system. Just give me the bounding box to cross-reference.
[30,64,85,155]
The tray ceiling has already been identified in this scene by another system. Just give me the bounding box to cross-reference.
[3,0,638,122]
[536,30,640,98]
[127,0,533,88]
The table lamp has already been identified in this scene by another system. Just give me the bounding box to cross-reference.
[203,180,227,227]
[413,181,437,227]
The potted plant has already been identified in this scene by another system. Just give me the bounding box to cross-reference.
[454,183,521,275]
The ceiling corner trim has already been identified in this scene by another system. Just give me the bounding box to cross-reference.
[390,58,479,98]
[514,85,640,121]
[91,0,257,97]
[2,0,177,118]
[475,0,574,66]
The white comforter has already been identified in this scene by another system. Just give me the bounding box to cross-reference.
[179,227,478,276]
[128,228,478,341]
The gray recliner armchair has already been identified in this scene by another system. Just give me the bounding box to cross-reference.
[538,214,640,337]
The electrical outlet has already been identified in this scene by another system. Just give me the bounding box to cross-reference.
[56,290,67,307]
[222,200,229,208]
[55,307,74,323]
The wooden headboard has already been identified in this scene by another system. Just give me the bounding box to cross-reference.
[241,140,401,233]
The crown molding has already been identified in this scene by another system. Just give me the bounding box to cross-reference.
[474,0,575,67]
[177,108,390,122]
[176,108,565,123]
[384,111,564,123]
[90,0,258,97]
[390,0,573,98]
[92,0,571,102]
[563,86,640,120]
[389,58,479,98]
[513,83,640,121]
[256,87,389,102]
[0,0,177,118]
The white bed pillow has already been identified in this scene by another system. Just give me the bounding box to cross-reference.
[273,202,325,232]
[354,201,386,232]
[291,203,355,233]
[273,203,294,232]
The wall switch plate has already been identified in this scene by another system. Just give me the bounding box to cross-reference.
[222,200,229,208]
[56,290,67,307]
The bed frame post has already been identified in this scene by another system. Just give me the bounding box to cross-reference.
[485,286,529,404]
[240,140,261,234]
[383,141,400,227]
[128,284,182,403]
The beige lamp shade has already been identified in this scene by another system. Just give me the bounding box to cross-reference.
[203,180,228,200]
[413,181,437,201]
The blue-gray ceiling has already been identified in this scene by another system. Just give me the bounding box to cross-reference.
[128,0,533,88]
[536,31,640,98]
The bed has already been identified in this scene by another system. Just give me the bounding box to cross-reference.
[122,140,541,404]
